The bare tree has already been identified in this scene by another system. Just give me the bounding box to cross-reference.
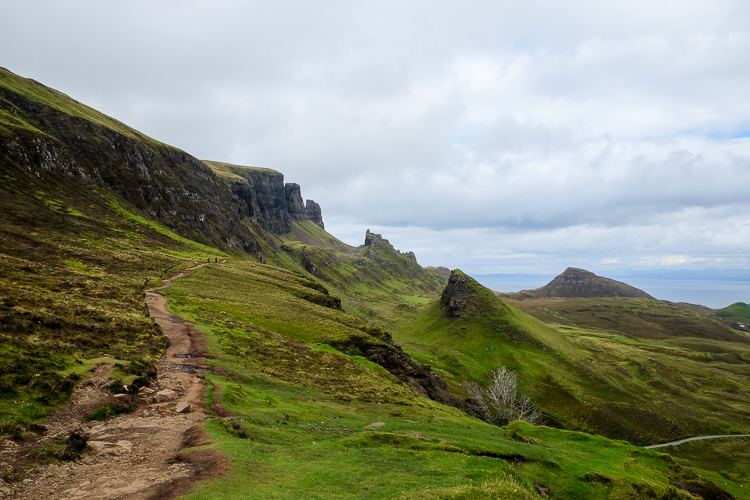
[464,367,541,426]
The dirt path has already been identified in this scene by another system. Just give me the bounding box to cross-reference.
[645,434,750,449]
[0,263,226,499]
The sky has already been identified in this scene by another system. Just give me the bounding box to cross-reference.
[2,0,750,276]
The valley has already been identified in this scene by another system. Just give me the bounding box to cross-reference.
[1,66,749,499]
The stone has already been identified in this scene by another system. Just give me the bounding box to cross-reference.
[284,183,307,221]
[155,389,175,401]
[175,402,191,413]
[305,199,324,229]
[87,440,133,456]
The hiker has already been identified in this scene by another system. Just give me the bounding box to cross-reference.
[207,257,211,263]
[215,257,218,263]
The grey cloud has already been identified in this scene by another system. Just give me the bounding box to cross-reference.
[3,0,750,273]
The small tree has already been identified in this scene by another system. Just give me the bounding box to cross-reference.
[464,367,541,426]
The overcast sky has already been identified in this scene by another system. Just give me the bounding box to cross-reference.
[3,0,750,275]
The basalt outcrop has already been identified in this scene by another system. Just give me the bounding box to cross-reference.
[0,68,325,252]
[225,169,325,234]
[0,69,261,253]
[440,271,481,320]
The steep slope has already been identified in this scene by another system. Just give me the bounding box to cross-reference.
[280,228,448,327]
[0,67,267,255]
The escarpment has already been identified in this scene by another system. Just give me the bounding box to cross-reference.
[220,165,325,234]
[0,69,326,252]
[0,78,262,253]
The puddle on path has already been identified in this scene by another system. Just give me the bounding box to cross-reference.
[162,364,207,373]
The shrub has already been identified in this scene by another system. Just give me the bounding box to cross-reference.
[464,367,541,426]
[89,404,132,421]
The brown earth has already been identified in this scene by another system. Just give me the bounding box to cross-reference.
[0,263,227,499]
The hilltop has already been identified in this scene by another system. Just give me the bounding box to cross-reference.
[503,267,654,299]
[1,66,749,499]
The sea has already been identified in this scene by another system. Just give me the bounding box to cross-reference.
[470,274,750,310]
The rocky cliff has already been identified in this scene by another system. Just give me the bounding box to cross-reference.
[0,68,263,253]
[212,163,325,234]
[0,68,325,251]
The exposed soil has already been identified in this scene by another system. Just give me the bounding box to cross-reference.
[0,263,227,499]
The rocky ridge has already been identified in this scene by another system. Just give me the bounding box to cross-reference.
[0,68,325,260]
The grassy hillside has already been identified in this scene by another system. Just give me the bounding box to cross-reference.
[275,225,447,328]
[395,271,750,448]
[714,302,750,324]
[163,261,732,499]
[0,171,220,437]
[0,67,162,145]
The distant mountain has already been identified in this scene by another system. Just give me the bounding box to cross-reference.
[511,267,654,299]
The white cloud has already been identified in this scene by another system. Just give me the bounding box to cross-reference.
[2,0,750,274]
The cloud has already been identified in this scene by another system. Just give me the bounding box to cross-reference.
[2,0,750,273]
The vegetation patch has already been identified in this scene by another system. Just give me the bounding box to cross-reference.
[34,428,89,463]
[89,404,133,421]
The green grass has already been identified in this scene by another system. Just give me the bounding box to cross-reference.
[160,259,738,499]
[0,178,209,436]
[166,261,391,348]
[393,272,750,447]
[89,403,133,421]
[203,160,281,181]
[0,67,165,146]
[272,224,447,332]
[714,302,750,324]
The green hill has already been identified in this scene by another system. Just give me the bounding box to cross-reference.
[396,271,750,447]
[506,267,654,299]
[714,302,750,324]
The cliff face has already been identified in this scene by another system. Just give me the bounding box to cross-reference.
[229,169,291,234]
[0,80,262,253]
[0,68,326,247]
[228,172,325,234]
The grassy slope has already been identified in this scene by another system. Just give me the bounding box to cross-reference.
[714,302,750,324]
[275,221,447,329]
[0,169,224,435]
[395,272,750,449]
[164,260,723,500]
[0,67,163,146]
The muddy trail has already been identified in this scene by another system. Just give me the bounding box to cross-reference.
[0,263,227,499]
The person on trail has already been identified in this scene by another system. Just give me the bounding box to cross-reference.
[215,257,218,263]
[207,258,211,263]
